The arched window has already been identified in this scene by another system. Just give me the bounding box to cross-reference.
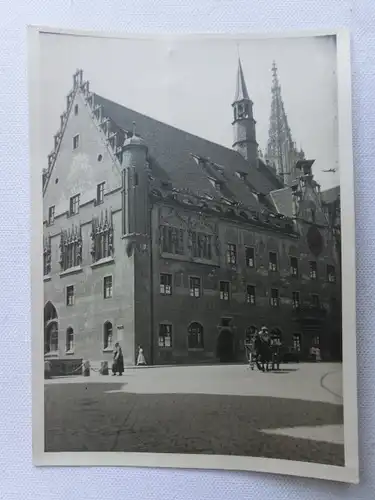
[66,327,74,352]
[188,322,204,349]
[44,301,57,323]
[45,322,58,354]
[104,322,113,350]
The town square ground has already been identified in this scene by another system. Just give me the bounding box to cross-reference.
[44,362,344,466]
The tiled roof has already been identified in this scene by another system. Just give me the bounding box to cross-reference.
[93,94,284,212]
[268,187,294,218]
[321,185,340,204]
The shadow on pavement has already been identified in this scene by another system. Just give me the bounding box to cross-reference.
[45,382,344,466]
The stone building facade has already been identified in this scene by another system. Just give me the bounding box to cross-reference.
[43,64,342,367]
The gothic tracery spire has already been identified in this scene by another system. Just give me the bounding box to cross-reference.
[265,61,304,185]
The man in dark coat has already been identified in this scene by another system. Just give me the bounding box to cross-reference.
[112,342,124,375]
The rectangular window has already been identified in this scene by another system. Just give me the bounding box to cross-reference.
[245,247,255,268]
[48,206,55,225]
[292,291,300,309]
[160,273,172,295]
[312,335,320,346]
[220,281,230,301]
[270,288,279,307]
[246,285,256,305]
[327,264,336,283]
[104,276,113,299]
[293,334,301,352]
[191,231,212,259]
[70,194,80,216]
[66,285,74,306]
[312,294,320,308]
[161,225,185,255]
[226,243,237,265]
[309,261,317,279]
[97,182,105,204]
[43,237,51,276]
[269,251,278,271]
[189,277,201,298]
[158,324,172,348]
[290,256,298,277]
[73,134,80,149]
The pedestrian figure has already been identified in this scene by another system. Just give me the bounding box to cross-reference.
[256,326,272,372]
[136,345,146,366]
[112,342,124,375]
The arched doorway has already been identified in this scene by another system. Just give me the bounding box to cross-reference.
[188,322,204,349]
[44,301,58,355]
[217,329,234,362]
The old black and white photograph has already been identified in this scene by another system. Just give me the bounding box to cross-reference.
[30,28,358,482]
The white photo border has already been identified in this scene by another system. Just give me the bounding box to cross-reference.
[29,26,359,484]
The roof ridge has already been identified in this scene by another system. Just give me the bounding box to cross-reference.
[94,93,251,160]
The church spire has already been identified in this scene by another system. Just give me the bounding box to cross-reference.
[232,58,258,164]
[234,58,250,102]
[265,61,304,185]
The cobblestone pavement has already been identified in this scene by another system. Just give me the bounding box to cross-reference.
[44,363,344,466]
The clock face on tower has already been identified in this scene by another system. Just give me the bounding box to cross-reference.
[307,225,324,256]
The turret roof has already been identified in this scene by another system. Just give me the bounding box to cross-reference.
[233,58,250,103]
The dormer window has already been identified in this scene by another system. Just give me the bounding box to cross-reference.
[235,171,247,181]
[208,178,221,191]
[73,134,80,150]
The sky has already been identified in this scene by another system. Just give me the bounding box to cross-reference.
[38,32,339,190]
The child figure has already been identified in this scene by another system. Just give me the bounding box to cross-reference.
[136,346,146,366]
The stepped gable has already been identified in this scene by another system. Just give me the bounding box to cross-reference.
[93,94,283,208]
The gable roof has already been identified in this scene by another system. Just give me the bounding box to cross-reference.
[93,94,284,212]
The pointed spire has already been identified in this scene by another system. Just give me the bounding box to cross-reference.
[265,61,300,185]
[234,58,250,102]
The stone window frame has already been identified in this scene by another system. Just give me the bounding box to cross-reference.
[270,288,280,307]
[292,290,300,309]
[66,284,75,306]
[96,181,105,205]
[160,273,172,296]
[69,194,80,216]
[289,255,299,277]
[65,326,74,354]
[103,321,114,352]
[189,275,201,298]
[293,333,302,352]
[187,321,204,350]
[268,251,278,272]
[326,264,336,283]
[219,281,230,301]
[72,133,80,150]
[245,246,255,268]
[245,284,256,305]
[226,243,237,265]
[48,205,55,225]
[103,275,113,299]
[158,322,173,348]
[309,260,318,279]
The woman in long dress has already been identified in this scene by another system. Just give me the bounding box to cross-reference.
[112,342,124,375]
[136,346,146,366]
